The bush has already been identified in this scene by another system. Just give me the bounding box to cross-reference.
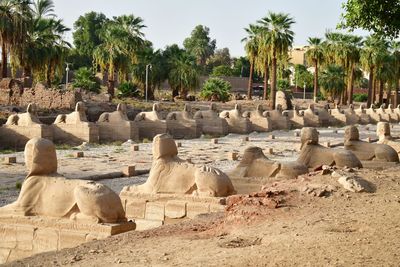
[117,82,142,98]
[211,65,233,77]
[72,67,100,93]
[200,78,231,102]
[353,93,368,102]
[277,79,290,91]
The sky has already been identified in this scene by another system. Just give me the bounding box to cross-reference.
[52,0,367,57]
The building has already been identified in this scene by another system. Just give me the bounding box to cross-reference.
[289,45,309,66]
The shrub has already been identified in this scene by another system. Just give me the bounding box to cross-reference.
[72,67,100,93]
[200,78,231,102]
[117,82,142,98]
[211,65,233,77]
[353,93,368,102]
[277,79,290,91]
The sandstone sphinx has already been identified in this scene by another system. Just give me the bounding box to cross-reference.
[365,104,383,123]
[166,104,201,139]
[344,125,399,162]
[219,104,252,134]
[315,104,336,126]
[229,146,308,179]
[331,104,360,125]
[297,127,362,169]
[121,134,235,197]
[97,103,139,142]
[355,104,371,124]
[0,138,126,223]
[376,122,400,153]
[193,103,229,136]
[134,103,167,140]
[266,105,291,130]
[385,104,400,122]
[0,103,52,149]
[289,105,319,128]
[242,105,271,132]
[52,101,99,144]
[375,104,393,122]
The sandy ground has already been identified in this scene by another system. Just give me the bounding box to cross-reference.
[1,122,400,266]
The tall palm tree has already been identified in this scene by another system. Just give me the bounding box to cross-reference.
[320,64,346,103]
[258,12,295,109]
[255,22,271,100]
[375,54,394,105]
[392,41,400,106]
[242,24,260,100]
[305,37,324,102]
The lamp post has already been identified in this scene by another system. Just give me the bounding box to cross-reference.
[145,64,152,102]
[65,63,71,88]
[303,82,306,100]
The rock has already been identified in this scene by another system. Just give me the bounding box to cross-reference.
[338,176,374,193]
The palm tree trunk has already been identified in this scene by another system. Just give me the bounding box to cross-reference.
[263,62,269,100]
[367,68,374,107]
[373,78,378,105]
[247,61,254,100]
[108,71,115,97]
[347,65,354,105]
[396,79,400,107]
[2,43,7,78]
[46,66,52,88]
[378,80,384,105]
[271,53,277,109]
[313,59,318,103]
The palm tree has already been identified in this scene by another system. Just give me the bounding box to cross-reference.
[375,54,394,105]
[258,12,295,109]
[255,22,271,100]
[305,37,324,102]
[320,64,346,103]
[392,41,400,106]
[242,24,260,100]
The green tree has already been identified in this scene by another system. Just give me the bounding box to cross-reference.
[200,77,231,102]
[72,67,100,92]
[340,0,400,39]
[206,47,231,73]
[183,25,216,70]
[305,37,324,102]
[320,65,346,102]
[242,23,261,99]
[294,64,313,90]
[211,65,233,77]
[258,12,295,109]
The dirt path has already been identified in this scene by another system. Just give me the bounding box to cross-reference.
[8,165,400,267]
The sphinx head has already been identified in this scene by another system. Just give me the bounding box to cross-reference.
[377,122,391,138]
[241,147,266,164]
[117,103,127,113]
[344,125,360,141]
[152,134,178,160]
[153,103,160,112]
[25,138,57,177]
[209,103,217,111]
[300,127,319,147]
[256,104,263,112]
[75,101,86,113]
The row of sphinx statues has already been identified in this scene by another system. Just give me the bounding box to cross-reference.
[1,122,399,224]
[1,101,400,149]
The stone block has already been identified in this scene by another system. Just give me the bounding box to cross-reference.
[16,226,34,251]
[145,202,165,221]
[268,148,274,155]
[132,144,139,151]
[325,142,331,148]
[269,135,275,140]
[187,202,210,219]
[0,225,17,249]
[211,138,218,144]
[0,249,10,264]
[74,151,84,158]
[3,157,16,164]
[122,165,136,177]
[294,132,300,137]
[125,199,147,219]
[134,219,163,231]
[7,249,33,263]
[176,142,182,148]
[230,152,238,161]
[59,230,87,249]
[33,228,59,254]
[165,201,187,219]
[210,204,226,213]
[242,136,249,142]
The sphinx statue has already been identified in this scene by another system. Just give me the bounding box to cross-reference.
[385,104,400,122]
[52,101,99,144]
[193,103,229,136]
[229,146,308,179]
[121,134,235,197]
[344,125,399,162]
[97,103,139,142]
[365,104,383,123]
[375,104,392,122]
[0,103,53,149]
[331,104,360,125]
[316,104,336,127]
[166,104,201,139]
[376,122,400,153]
[219,104,252,134]
[0,138,126,223]
[265,104,291,130]
[355,104,371,124]
[297,127,362,169]
[134,103,167,139]
[242,105,271,132]
[290,105,320,127]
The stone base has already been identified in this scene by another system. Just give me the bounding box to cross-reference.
[0,215,135,264]
[120,192,226,230]
[361,161,399,170]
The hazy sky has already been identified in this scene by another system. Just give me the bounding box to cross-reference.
[52,0,366,56]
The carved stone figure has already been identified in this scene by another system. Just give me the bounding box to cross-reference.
[376,122,400,153]
[52,101,99,144]
[365,104,383,123]
[297,127,362,169]
[385,104,400,122]
[0,138,126,223]
[266,104,291,130]
[193,103,229,136]
[242,105,271,132]
[344,125,399,162]
[166,104,201,139]
[230,146,308,179]
[219,104,252,134]
[121,134,235,197]
[375,104,392,122]
[331,104,359,125]
[134,103,167,139]
[355,104,371,124]
[97,103,139,142]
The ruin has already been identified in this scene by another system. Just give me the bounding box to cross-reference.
[290,105,320,128]
[166,104,201,139]
[331,104,360,125]
[297,127,363,169]
[0,104,52,149]
[134,103,167,140]
[355,104,371,124]
[344,125,399,162]
[193,103,229,136]
[385,104,400,122]
[376,122,400,153]
[266,105,291,130]
[97,103,139,142]
[0,138,134,263]
[219,104,252,134]
[242,105,271,132]
[375,104,393,122]
[365,105,383,123]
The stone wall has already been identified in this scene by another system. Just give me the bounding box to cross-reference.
[0,215,135,264]
[0,79,81,110]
